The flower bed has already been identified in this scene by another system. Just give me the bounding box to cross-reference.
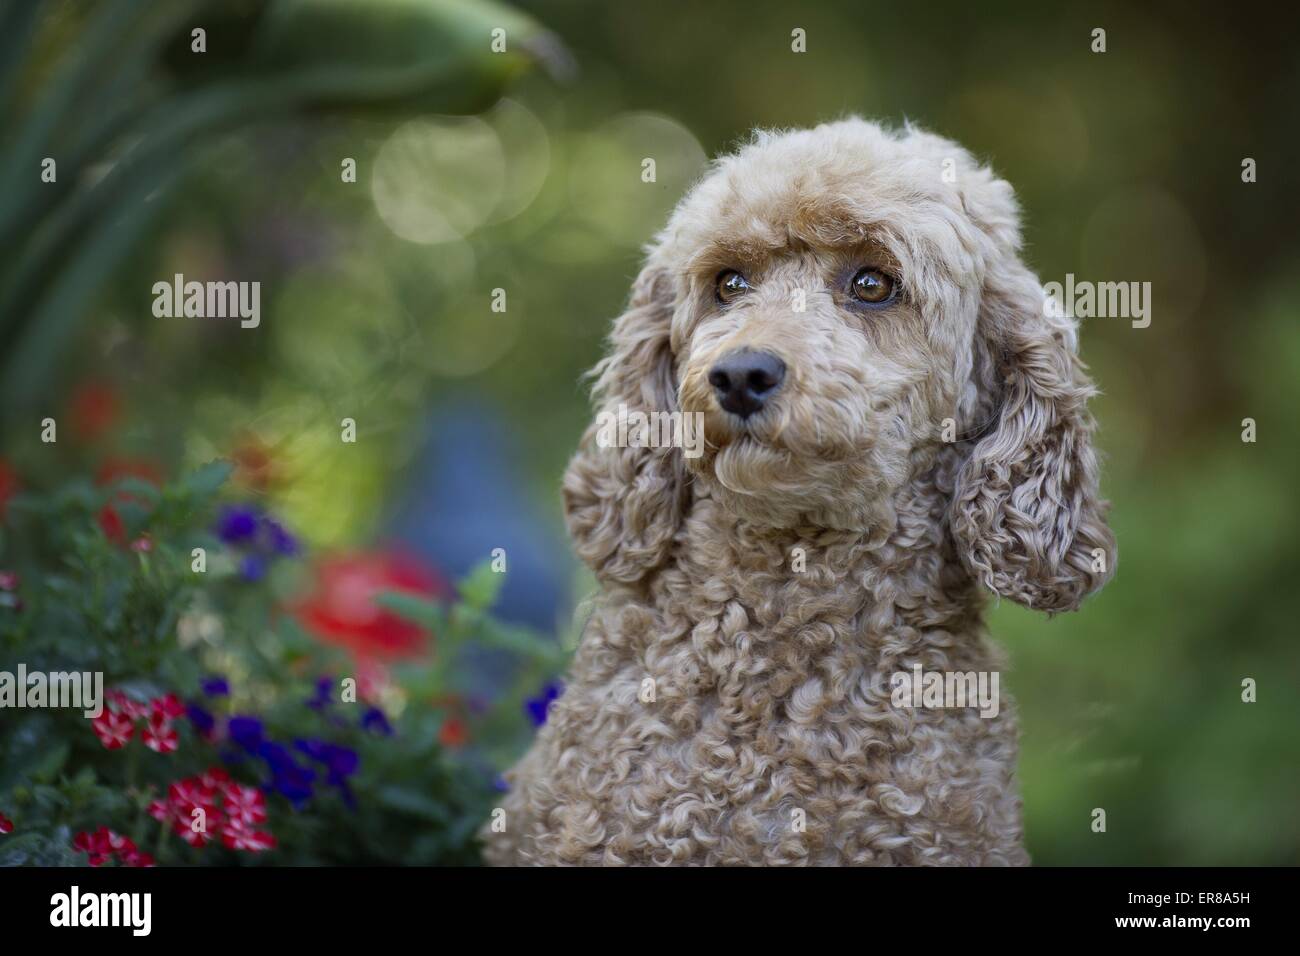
[0,458,566,866]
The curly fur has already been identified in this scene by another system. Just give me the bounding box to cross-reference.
[484,118,1114,865]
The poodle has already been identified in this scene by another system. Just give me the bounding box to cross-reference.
[484,118,1114,865]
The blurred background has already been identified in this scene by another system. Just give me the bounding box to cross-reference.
[1,0,1297,865]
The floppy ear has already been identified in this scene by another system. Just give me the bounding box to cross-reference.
[562,265,687,585]
[950,258,1115,612]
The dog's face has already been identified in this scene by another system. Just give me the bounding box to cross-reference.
[669,126,987,530]
[565,119,1114,611]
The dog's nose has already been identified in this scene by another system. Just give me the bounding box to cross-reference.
[707,349,786,419]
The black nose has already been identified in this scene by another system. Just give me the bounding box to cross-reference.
[707,349,786,419]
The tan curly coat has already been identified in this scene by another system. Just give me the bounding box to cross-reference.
[485,118,1114,865]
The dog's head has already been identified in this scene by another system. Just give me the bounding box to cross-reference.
[565,118,1113,612]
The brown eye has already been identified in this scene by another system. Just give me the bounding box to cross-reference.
[851,268,896,304]
[716,270,750,303]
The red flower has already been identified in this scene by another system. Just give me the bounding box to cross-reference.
[95,458,163,488]
[69,381,120,443]
[91,710,134,749]
[176,813,220,847]
[439,717,468,749]
[97,827,133,855]
[169,788,222,847]
[152,769,275,853]
[142,715,178,754]
[0,811,13,834]
[292,551,448,660]
[231,434,279,492]
[222,783,268,826]
[95,459,162,547]
[0,459,17,522]
[120,848,156,868]
[90,688,167,749]
[97,504,126,544]
[220,817,276,852]
[168,778,217,809]
[72,827,135,867]
[151,693,184,720]
[200,768,231,789]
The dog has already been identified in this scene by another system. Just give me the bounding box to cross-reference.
[484,118,1114,865]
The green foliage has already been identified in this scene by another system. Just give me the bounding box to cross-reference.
[0,0,562,406]
[0,464,566,866]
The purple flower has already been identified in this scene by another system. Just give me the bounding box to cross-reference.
[216,504,299,583]
[261,517,298,556]
[525,681,563,727]
[228,715,265,751]
[239,554,267,582]
[294,739,358,782]
[258,740,318,807]
[360,706,393,736]
[186,704,215,737]
[306,676,334,710]
[268,765,317,808]
[216,506,259,544]
[201,676,230,697]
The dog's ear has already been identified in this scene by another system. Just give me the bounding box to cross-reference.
[562,264,687,585]
[950,256,1115,612]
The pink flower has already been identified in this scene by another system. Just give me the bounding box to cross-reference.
[97,827,134,855]
[172,800,222,847]
[220,817,276,852]
[105,688,148,720]
[148,769,276,855]
[142,716,178,754]
[199,768,230,789]
[151,693,184,720]
[221,783,267,826]
[91,711,134,750]
[72,827,135,867]
[0,811,13,834]
[168,777,217,809]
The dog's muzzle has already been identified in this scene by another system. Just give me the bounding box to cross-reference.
[707,349,786,419]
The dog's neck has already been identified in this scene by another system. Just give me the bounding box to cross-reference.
[669,449,980,644]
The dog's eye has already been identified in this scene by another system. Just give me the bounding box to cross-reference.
[850,268,896,304]
[716,270,750,303]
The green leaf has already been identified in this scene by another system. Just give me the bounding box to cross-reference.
[475,619,566,666]
[375,590,446,631]
[102,477,161,505]
[27,741,71,785]
[457,560,504,611]
[246,0,566,114]
[179,459,235,500]
[376,785,451,822]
